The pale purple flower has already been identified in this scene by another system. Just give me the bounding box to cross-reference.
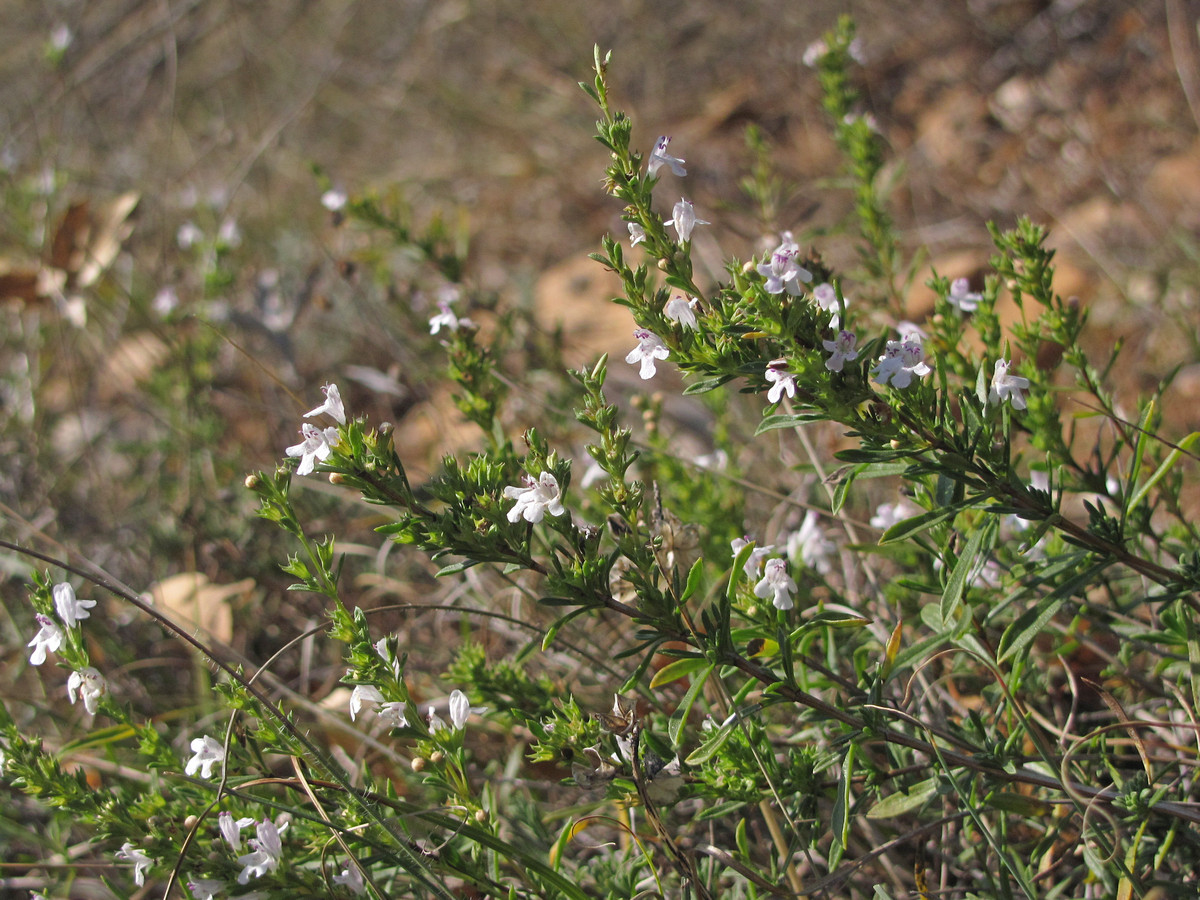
[321,189,347,212]
[333,863,366,895]
[27,614,63,666]
[177,221,203,249]
[731,537,774,580]
[504,471,565,523]
[54,582,95,628]
[429,299,473,334]
[627,222,647,246]
[647,136,686,177]
[286,423,340,476]
[625,329,670,380]
[236,820,283,884]
[115,842,154,887]
[349,685,384,722]
[448,689,487,729]
[989,358,1030,410]
[765,359,797,404]
[812,281,845,327]
[802,40,827,67]
[756,238,811,295]
[870,499,919,532]
[822,330,859,372]
[786,510,834,575]
[188,878,225,900]
[696,449,728,471]
[185,735,224,779]
[220,811,255,852]
[947,278,983,313]
[666,198,709,243]
[754,558,798,611]
[374,636,402,676]
[871,336,930,389]
[664,295,699,330]
[427,706,447,733]
[67,667,106,715]
[304,383,346,425]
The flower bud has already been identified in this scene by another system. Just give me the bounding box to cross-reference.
[184,814,200,830]
[411,757,426,772]
[474,809,488,824]
[244,474,260,490]
[379,421,394,436]
[329,473,345,485]
[430,751,444,765]
[657,258,670,271]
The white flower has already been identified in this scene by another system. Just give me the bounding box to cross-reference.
[427,706,446,733]
[696,449,728,471]
[802,39,827,67]
[304,383,346,425]
[448,689,487,729]
[871,336,930,389]
[349,685,384,722]
[185,735,225,779]
[504,471,565,524]
[285,423,340,476]
[236,819,283,884]
[754,558,798,611]
[812,282,844,327]
[177,221,203,249]
[188,878,225,900]
[580,458,607,489]
[664,295,699,330]
[321,189,347,212]
[822,330,859,372]
[27,614,63,666]
[53,582,95,628]
[731,537,773,580]
[756,237,811,295]
[377,702,409,728]
[627,222,647,246]
[115,842,155,887]
[870,499,919,532]
[647,136,686,177]
[428,299,473,334]
[67,667,106,715]
[218,219,241,248]
[989,358,1030,410]
[765,359,797,404]
[625,329,670,380]
[666,198,709,243]
[219,811,256,852]
[947,277,983,313]
[187,878,224,899]
[333,863,366,895]
[786,510,834,575]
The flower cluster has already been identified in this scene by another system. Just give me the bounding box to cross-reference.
[756,234,812,296]
[871,334,931,389]
[285,383,346,476]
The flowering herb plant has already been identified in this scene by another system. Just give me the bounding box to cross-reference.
[4,16,1200,900]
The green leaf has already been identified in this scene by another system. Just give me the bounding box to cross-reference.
[649,656,711,689]
[683,376,732,395]
[940,525,990,625]
[879,503,963,544]
[755,412,822,435]
[829,742,855,870]
[866,777,939,819]
[668,663,714,747]
[686,721,735,765]
[681,557,705,603]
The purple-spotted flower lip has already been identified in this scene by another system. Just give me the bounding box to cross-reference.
[989,358,1031,410]
[504,471,566,524]
[647,135,687,178]
[625,329,670,380]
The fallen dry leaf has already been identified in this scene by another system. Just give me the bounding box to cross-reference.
[147,572,253,645]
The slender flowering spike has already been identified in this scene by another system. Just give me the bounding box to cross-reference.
[53,582,95,628]
[647,136,686,177]
[627,222,647,246]
[349,684,384,721]
[756,237,811,295]
[754,558,798,611]
[285,423,340,476]
[236,819,283,884]
[115,842,155,887]
[666,198,709,242]
[333,864,366,895]
[219,811,256,852]
[989,358,1031,410]
[625,329,670,380]
[764,359,797,404]
[304,383,346,425]
[947,277,983,313]
[67,667,106,715]
[27,614,63,666]
[822,330,859,372]
[731,536,774,579]
[871,336,930,389]
[185,735,225,779]
[504,471,565,524]
[664,294,700,330]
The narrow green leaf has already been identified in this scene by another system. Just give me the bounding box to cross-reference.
[681,557,705,603]
[668,663,714,747]
[649,656,710,689]
[940,525,989,625]
[829,743,855,870]
[867,777,939,819]
[755,412,821,435]
[880,503,962,544]
[683,376,732,395]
